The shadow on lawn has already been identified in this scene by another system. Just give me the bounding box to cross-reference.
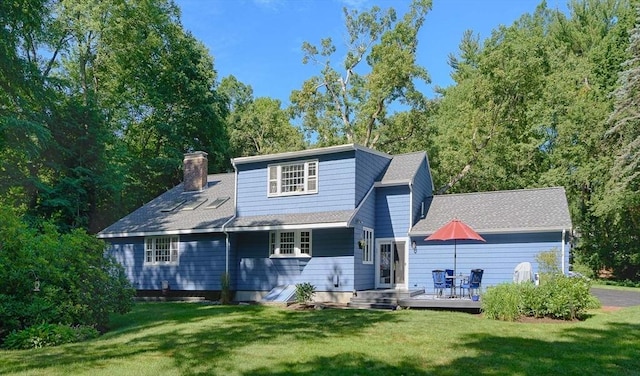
[2,305,639,375]
[0,303,398,375]
[241,317,640,376]
[420,321,640,375]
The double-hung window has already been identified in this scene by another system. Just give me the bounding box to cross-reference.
[269,230,312,257]
[145,236,179,265]
[268,160,318,197]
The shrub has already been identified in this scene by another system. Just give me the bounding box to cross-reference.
[0,205,135,344]
[295,282,316,305]
[536,248,561,284]
[483,275,600,321]
[2,323,99,350]
[481,283,523,321]
[541,275,599,319]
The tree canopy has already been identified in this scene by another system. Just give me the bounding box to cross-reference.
[0,0,638,294]
[290,0,432,148]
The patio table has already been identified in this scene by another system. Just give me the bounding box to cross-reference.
[445,275,468,298]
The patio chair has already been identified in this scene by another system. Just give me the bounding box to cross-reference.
[445,269,454,291]
[432,270,447,297]
[460,269,484,298]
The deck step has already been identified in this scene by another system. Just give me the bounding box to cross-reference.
[347,301,398,310]
[348,289,425,310]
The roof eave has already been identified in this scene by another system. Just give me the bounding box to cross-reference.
[409,226,572,237]
[97,226,228,239]
[231,144,390,166]
[225,221,350,232]
[375,180,411,187]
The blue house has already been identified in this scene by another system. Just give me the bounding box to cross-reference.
[98,144,572,303]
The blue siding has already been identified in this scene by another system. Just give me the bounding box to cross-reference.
[408,232,571,292]
[235,228,355,292]
[236,151,357,216]
[355,149,391,205]
[107,234,227,290]
[227,235,237,289]
[353,189,377,290]
[411,158,433,225]
[375,185,410,238]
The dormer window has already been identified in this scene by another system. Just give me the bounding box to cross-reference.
[267,160,318,197]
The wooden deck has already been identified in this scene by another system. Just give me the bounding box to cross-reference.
[349,289,482,312]
[398,293,482,311]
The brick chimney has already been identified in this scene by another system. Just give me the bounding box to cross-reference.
[183,151,208,192]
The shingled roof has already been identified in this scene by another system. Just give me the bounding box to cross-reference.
[410,187,572,236]
[97,173,235,238]
[225,210,355,231]
[377,151,426,186]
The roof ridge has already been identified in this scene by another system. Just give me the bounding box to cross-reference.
[433,186,565,198]
[392,151,426,157]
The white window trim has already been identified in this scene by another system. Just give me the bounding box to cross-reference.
[144,236,180,265]
[362,227,374,264]
[269,230,312,258]
[267,160,318,197]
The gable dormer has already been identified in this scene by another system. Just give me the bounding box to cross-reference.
[231,144,391,217]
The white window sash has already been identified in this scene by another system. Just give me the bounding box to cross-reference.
[267,160,318,197]
[144,236,180,265]
[269,230,312,257]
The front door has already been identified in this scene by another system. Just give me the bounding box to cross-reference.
[376,240,406,289]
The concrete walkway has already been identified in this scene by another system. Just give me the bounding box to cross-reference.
[591,287,640,307]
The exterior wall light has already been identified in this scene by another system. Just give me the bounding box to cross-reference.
[31,271,40,292]
[412,241,417,254]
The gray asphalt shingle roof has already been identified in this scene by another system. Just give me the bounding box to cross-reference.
[410,187,572,236]
[378,152,425,185]
[226,210,355,230]
[97,173,235,238]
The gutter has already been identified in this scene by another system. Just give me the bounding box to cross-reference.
[410,226,572,237]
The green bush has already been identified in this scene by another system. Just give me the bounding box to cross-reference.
[481,283,523,321]
[542,275,600,319]
[536,248,561,284]
[295,282,316,305]
[0,205,135,345]
[483,276,600,321]
[2,323,99,350]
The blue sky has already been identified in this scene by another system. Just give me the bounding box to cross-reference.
[176,0,568,104]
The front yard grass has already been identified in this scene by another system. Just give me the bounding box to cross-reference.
[1,302,639,375]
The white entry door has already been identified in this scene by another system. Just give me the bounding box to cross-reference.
[376,240,406,289]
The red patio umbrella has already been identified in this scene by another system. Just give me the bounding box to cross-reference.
[425,219,485,275]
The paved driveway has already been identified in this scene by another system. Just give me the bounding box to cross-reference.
[591,287,640,307]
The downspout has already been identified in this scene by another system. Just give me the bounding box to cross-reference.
[221,163,240,276]
[407,180,413,289]
[561,228,566,275]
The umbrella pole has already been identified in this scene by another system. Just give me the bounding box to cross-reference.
[454,239,457,276]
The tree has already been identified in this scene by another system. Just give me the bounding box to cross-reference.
[290,0,431,148]
[0,0,54,208]
[220,76,305,157]
[605,7,640,194]
[431,5,555,194]
[429,0,637,279]
[90,0,229,216]
[1,0,232,232]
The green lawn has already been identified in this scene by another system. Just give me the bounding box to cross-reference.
[1,303,639,375]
